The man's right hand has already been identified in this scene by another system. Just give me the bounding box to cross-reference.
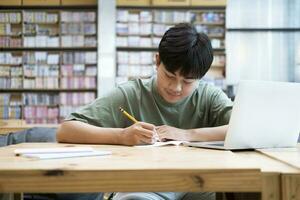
[119,122,157,146]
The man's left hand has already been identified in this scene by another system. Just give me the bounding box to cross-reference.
[156,125,188,141]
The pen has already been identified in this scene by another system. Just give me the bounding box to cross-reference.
[119,106,160,142]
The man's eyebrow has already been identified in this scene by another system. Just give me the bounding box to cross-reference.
[164,70,176,76]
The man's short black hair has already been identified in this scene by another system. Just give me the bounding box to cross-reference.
[158,23,213,79]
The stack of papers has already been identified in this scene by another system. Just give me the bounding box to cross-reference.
[14,147,111,160]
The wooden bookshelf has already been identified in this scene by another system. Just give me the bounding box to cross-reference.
[0,5,98,124]
[115,6,227,88]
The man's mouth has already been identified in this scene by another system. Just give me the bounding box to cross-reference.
[166,90,181,97]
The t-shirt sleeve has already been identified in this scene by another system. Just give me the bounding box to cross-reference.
[208,88,233,127]
[65,88,128,128]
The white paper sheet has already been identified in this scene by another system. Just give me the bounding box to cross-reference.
[21,150,112,160]
[14,147,94,155]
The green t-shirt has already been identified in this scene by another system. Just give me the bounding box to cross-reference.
[67,77,233,129]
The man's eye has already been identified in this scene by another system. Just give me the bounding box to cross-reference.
[184,80,194,84]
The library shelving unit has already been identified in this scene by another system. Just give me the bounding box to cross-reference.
[0,3,98,124]
[115,5,226,89]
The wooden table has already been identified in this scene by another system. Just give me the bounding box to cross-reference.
[0,120,57,135]
[0,143,297,200]
[258,145,300,200]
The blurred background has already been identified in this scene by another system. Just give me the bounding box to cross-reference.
[0,0,299,124]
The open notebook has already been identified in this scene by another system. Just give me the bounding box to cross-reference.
[136,141,186,147]
[14,147,111,159]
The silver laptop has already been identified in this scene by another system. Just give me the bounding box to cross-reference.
[184,80,300,150]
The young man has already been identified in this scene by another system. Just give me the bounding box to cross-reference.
[57,23,232,200]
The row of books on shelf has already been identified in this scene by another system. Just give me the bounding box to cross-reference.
[22,23,96,36]
[24,65,59,77]
[0,65,97,77]
[0,66,22,77]
[61,23,96,35]
[24,24,58,36]
[0,77,22,88]
[2,105,74,123]
[60,77,96,89]
[61,12,96,23]
[118,65,154,77]
[0,13,21,24]
[1,92,95,106]
[0,106,22,119]
[61,65,97,76]
[24,12,58,24]
[22,35,97,47]
[0,52,97,65]
[23,36,59,47]
[24,52,60,64]
[0,36,22,47]
[117,36,224,49]
[23,93,59,106]
[23,78,59,89]
[0,23,21,35]
[62,52,97,64]
[0,53,22,64]
[0,94,21,106]
[61,35,97,47]
[117,10,225,24]
[25,52,97,65]
[24,106,59,119]
[0,77,96,89]
[117,36,158,48]
[194,25,224,37]
[23,105,89,123]
[22,11,96,23]
[194,12,225,24]
[0,92,96,122]
[60,92,96,106]
[118,52,154,65]
[0,11,95,25]
[6,65,96,78]
[117,23,152,35]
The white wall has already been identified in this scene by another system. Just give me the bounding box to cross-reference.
[226,0,300,85]
[98,0,116,97]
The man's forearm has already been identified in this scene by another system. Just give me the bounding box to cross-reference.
[56,121,124,144]
[185,125,228,142]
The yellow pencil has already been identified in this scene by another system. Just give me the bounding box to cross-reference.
[119,107,138,123]
[119,106,160,142]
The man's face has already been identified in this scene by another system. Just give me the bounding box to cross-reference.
[156,54,199,103]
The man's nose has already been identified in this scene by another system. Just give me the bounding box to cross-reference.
[170,81,182,93]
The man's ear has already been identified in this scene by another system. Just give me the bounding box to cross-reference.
[155,53,160,70]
